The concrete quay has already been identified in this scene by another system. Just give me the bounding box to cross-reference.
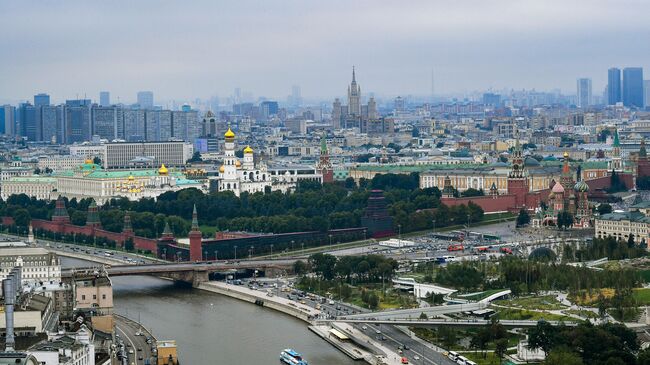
[198,281,407,365]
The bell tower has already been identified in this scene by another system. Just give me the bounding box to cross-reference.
[507,137,529,209]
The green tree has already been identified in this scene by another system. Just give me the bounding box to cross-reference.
[494,338,508,362]
[516,209,531,227]
[544,349,583,365]
[597,203,612,215]
[528,321,558,356]
[293,260,309,275]
[12,208,31,228]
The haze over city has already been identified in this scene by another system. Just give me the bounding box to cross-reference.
[2,0,650,103]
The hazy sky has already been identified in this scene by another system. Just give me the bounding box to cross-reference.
[1,0,649,104]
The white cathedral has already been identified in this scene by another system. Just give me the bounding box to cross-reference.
[218,127,289,196]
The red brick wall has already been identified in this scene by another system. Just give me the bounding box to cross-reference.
[441,195,517,214]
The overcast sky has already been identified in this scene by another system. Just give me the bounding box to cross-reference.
[1,0,649,104]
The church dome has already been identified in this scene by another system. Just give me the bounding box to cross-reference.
[563,151,570,159]
[219,165,225,173]
[128,174,135,181]
[85,158,93,164]
[574,180,589,192]
[224,128,235,138]
[244,145,254,154]
[551,182,565,193]
[158,164,168,175]
[235,160,242,168]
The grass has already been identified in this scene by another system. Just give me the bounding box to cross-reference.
[493,295,567,310]
[563,309,599,319]
[633,288,650,305]
[494,308,574,322]
[463,352,507,365]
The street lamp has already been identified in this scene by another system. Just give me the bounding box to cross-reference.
[215,250,218,261]
[291,240,295,251]
[234,245,238,260]
[301,242,304,254]
[398,224,402,242]
[329,234,333,250]
[270,244,274,257]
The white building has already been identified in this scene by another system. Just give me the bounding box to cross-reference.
[103,141,193,168]
[0,247,61,285]
[218,128,289,196]
[1,161,205,204]
[37,156,87,172]
[29,325,95,365]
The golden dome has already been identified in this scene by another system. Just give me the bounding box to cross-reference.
[224,127,235,138]
[128,174,135,181]
[235,160,242,168]
[158,163,169,175]
[85,158,93,164]
[563,151,569,159]
[219,165,225,173]
[244,145,254,154]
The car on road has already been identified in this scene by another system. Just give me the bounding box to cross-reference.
[362,325,367,330]
[413,355,420,361]
[400,357,409,364]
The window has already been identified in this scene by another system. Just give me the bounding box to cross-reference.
[102,294,106,299]
[93,295,97,300]
[82,295,86,300]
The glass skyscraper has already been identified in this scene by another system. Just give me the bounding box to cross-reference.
[607,68,621,105]
[623,67,644,108]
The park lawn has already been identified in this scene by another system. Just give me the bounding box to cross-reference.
[494,308,574,322]
[563,309,599,319]
[493,295,567,310]
[633,288,650,305]
[462,352,506,365]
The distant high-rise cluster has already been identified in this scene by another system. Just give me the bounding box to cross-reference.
[608,67,645,108]
[3,92,200,144]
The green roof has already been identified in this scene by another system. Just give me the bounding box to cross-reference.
[353,160,610,174]
[85,169,184,179]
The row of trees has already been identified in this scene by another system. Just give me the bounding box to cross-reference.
[563,236,647,262]
[430,258,641,296]
[528,321,646,365]
[305,253,398,283]
[0,172,483,239]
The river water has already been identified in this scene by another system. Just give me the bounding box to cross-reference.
[61,257,356,365]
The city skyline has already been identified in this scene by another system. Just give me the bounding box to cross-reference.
[1,0,650,103]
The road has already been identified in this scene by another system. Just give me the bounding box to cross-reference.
[251,278,456,365]
[114,315,156,365]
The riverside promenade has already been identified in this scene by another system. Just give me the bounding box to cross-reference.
[199,281,406,365]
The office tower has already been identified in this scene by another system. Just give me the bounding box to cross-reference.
[367,97,378,119]
[41,105,62,143]
[347,67,361,116]
[92,105,122,140]
[64,99,92,143]
[576,78,592,108]
[171,109,200,142]
[331,98,342,129]
[483,93,501,107]
[394,96,405,112]
[623,67,644,108]
[260,101,279,120]
[123,109,146,141]
[0,105,16,135]
[100,91,110,107]
[18,102,38,140]
[33,93,50,107]
[137,91,154,109]
[290,85,302,107]
[608,68,622,105]
[181,104,191,112]
[645,80,650,109]
[145,110,173,141]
